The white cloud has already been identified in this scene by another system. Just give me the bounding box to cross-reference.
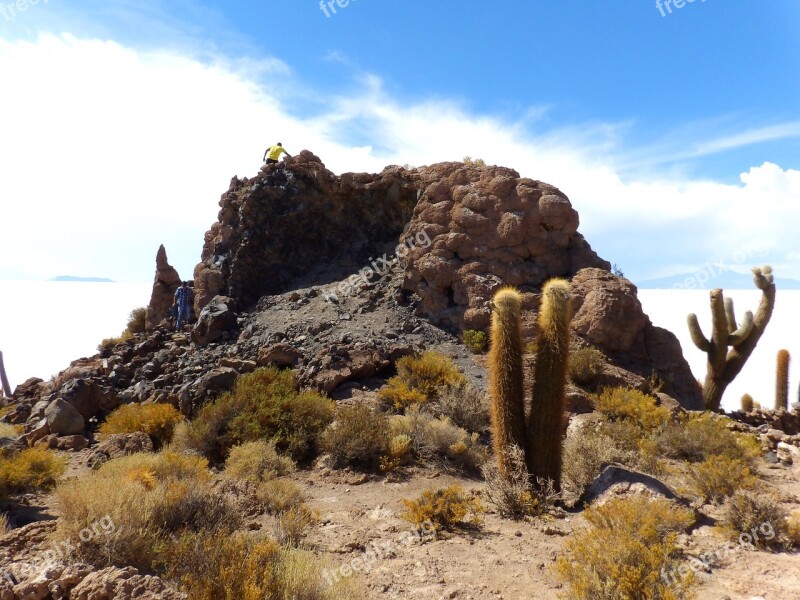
[1,33,798,285]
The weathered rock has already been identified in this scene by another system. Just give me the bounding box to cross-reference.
[179,367,239,416]
[44,399,85,436]
[70,566,186,599]
[580,465,685,507]
[570,268,703,410]
[192,296,237,346]
[59,379,118,420]
[11,377,47,402]
[219,357,257,373]
[145,244,182,331]
[53,434,90,451]
[20,418,50,446]
[400,164,609,330]
[257,343,303,368]
[193,154,419,310]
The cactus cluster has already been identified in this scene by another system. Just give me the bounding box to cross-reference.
[488,279,572,491]
[687,266,776,411]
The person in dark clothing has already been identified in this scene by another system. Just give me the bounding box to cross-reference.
[173,281,194,330]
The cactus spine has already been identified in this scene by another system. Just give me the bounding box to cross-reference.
[687,266,776,411]
[527,278,572,491]
[775,349,790,411]
[488,287,527,478]
[740,393,754,413]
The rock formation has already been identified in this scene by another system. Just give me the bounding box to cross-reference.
[400,163,609,331]
[145,245,181,331]
[193,150,420,311]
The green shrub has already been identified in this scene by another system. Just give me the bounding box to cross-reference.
[224,440,295,483]
[462,330,487,354]
[98,330,132,352]
[402,485,484,536]
[180,367,334,463]
[0,447,66,500]
[462,157,486,167]
[593,387,671,431]
[722,490,789,550]
[556,496,696,599]
[99,403,184,446]
[320,404,391,469]
[126,307,147,334]
[568,347,605,386]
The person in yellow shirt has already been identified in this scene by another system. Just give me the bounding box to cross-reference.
[263,142,291,164]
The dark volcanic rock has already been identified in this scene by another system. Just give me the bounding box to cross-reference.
[192,295,237,346]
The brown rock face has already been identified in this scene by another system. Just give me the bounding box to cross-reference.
[400,163,609,330]
[193,150,419,310]
[570,268,703,409]
[145,245,181,331]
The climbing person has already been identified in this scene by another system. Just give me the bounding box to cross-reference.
[173,281,194,331]
[263,142,291,165]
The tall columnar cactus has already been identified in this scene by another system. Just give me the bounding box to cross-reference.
[527,278,572,491]
[775,349,790,411]
[488,288,527,478]
[0,351,11,398]
[687,266,776,411]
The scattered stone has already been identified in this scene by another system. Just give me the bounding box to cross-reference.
[192,295,238,346]
[257,343,303,368]
[44,399,85,436]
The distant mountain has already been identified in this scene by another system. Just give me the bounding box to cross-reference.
[636,268,800,290]
[49,275,115,283]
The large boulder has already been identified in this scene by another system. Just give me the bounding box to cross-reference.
[400,164,609,330]
[145,244,182,331]
[570,268,703,410]
[70,566,186,599]
[44,398,85,435]
[59,378,119,420]
[192,296,237,346]
[257,343,303,368]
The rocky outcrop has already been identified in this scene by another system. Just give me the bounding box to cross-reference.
[193,150,420,311]
[44,398,85,435]
[70,566,187,599]
[570,268,703,409]
[145,245,182,331]
[400,163,609,330]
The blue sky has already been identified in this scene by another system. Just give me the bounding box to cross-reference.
[1,0,798,285]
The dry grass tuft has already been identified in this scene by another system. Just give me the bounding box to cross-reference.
[722,490,790,550]
[0,447,66,500]
[224,439,295,483]
[402,485,484,536]
[482,445,558,519]
[568,347,606,386]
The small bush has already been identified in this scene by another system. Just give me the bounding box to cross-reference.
[593,387,671,431]
[321,404,391,469]
[433,382,489,433]
[568,347,606,386]
[562,427,632,498]
[126,307,147,334]
[787,509,800,548]
[462,157,486,167]
[655,413,761,464]
[56,450,238,571]
[390,407,487,471]
[0,423,19,439]
[99,403,184,446]
[378,377,427,410]
[98,330,133,352]
[482,445,557,519]
[402,485,484,536]
[395,351,466,399]
[224,440,295,483]
[683,455,756,504]
[257,479,305,515]
[165,531,363,600]
[722,490,789,550]
[180,367,335,463]
[556,496,696,599]
[0,447,66,499]
[462,330,487,354]
[275,504,319,547]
